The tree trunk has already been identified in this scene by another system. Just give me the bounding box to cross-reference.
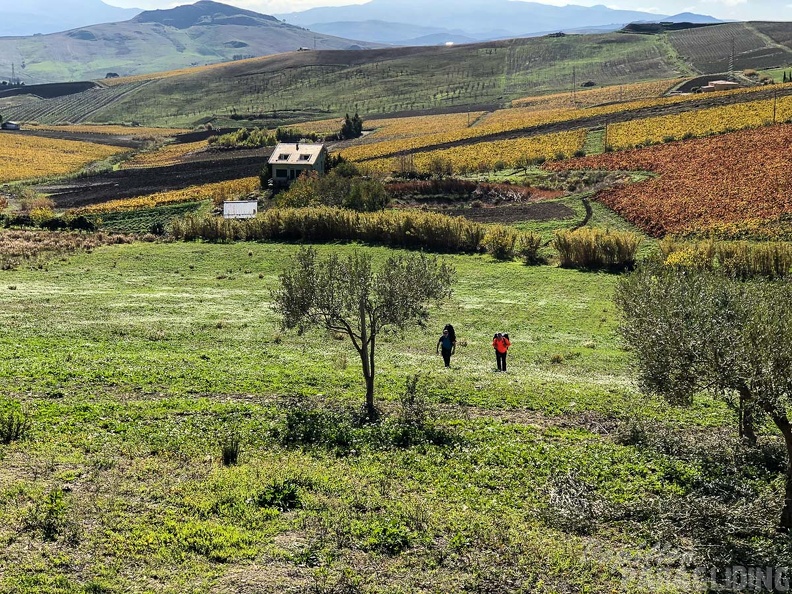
[769,412,792,531]
[737,387,758,444]
[358,296,377,422]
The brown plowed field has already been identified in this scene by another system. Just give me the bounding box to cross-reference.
[34,148,270,209]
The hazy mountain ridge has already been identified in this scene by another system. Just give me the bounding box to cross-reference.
[0,1,380,85]
[277,0,722,44]
[0,0,141,37]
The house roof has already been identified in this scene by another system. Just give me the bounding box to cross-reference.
[268,143,325,166]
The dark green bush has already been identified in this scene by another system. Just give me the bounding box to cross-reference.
[254,479,302,511]
[0,408,30,444]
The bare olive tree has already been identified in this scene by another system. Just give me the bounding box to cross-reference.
[616,266,792,530]
[272,247,454,421]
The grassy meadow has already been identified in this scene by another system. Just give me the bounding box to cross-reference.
[1,238,788,593]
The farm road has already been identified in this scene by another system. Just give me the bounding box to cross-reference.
[358,85,792,161]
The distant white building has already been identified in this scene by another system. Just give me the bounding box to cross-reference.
[223,200,258,219]
[268,142,326,187]
[700,80,741,93]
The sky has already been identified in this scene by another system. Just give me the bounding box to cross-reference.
[102,0,792,20]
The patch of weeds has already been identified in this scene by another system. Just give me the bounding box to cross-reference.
[539,469,609,535]
[353,517,411,555]
[25,488,71,542]
[221,435,241,466]
[381,374,457,448]
[254,479,302,512]
[83,580,114,594]
[270,399,356,451]
[0,406,31,444]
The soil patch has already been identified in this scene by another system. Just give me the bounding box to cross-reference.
[438,201,575,224]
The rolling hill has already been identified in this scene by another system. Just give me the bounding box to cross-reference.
[0,1,380,85]
[3,21,792,130]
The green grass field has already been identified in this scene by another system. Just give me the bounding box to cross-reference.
[0,238,788,593]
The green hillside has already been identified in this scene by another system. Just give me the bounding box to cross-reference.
[6,33,689,128]
[4,22,792,129]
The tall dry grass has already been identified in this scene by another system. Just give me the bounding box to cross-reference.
[553,228,642,270]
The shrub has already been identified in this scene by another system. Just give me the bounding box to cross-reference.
[171,207,489,254]
[0,408,30,444]
[0,196,7,211]
[518,232,544,265]
[254,479,302,511]
[553,227,642,270]
[660,239,792,279]
[270,400,355,450]
[25,489,69,541]
[221,435,240,466]
[483,225,519,260]
[19,194,54,213]
[384,374,454,448]
[30,207,56,227]
[277,171,389,212]
[354,517,411,555]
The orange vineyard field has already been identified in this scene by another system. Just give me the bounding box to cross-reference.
[551,124,792,238]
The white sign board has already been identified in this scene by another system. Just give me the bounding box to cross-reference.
[223,200,258,219]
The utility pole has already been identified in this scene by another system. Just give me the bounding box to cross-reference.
[729,37,735,81]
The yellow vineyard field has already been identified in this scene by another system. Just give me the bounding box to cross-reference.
[0,135,126,183]
[608,95,792,149]
[72,177,260,215]
[121,140,208,169]
[361,131,586,174]
[340,83,792,163]
[511,79,684,110]
[29,124,187,138]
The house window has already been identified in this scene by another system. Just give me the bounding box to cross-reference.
[299,154,311,161]
[277,154,290,161]
[275,169,288,178]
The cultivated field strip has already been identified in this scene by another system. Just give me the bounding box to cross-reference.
[551,123,792,238]
[340,83,792,164]
[668,23,792,73]
[361,131,587,174]
[607,95,792,148]
[0,134,126,183]
[3,82,152,125]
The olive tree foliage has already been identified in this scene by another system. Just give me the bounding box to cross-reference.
[616,265,792,530]
[272,247,454,420]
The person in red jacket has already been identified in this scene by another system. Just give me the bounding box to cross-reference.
[492,332,511,372]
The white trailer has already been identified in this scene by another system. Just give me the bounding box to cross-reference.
[223,200,258,219]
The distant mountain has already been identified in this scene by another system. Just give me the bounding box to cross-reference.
[306,20,477,46]
[0,1,380,84]
[0,0,140,37]
[663,13,724,24]
[277,0,721,44]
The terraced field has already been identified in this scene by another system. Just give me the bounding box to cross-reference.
[2,82,153,125]
[668,22,792,73]
[550,123,792,238]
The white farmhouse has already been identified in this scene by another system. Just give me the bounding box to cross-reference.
[268,142,326,187]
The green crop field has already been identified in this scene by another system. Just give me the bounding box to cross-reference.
[0,237,788,593]
[4,33,690,128]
